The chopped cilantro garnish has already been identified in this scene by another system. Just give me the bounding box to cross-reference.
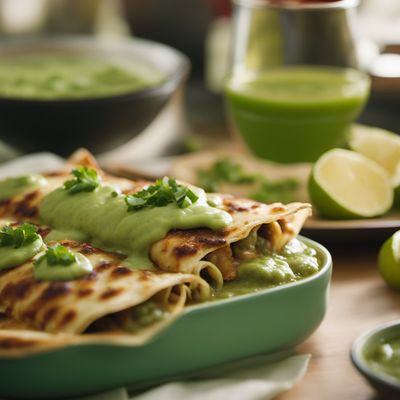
[125,177,199,211]
[196,158,300,203]
[64,166,100,194]
[251,179,300,204]
[36,244,77,266]
[197,158,256,192]
[0,223,40,248]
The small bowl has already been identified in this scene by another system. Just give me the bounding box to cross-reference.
[0,36,189,156]
[351,320,400,399]
[0,236,332,399]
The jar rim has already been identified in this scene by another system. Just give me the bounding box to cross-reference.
[232,0,359,11]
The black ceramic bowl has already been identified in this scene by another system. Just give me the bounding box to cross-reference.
[0,36,189,156]
[351,320,400,399]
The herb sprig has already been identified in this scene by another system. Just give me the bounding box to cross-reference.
[125,177,199,212]
[197,158,256,192]
[197,158,300,203]
[64,166,100,194]
[0,223,40,248]
[36,245,77,267]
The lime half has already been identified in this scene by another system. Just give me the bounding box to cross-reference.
[378,230,400,289]
[309,148,393,219]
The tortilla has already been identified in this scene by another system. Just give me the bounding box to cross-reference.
[151,198,310,282]
[0,149,311,285]
[0,239,209,356]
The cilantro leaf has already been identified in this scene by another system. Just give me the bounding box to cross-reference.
[36,244,77,267]
[64,166,100,194]
[251,179,300,204]
[0,223,40,248]
[196,157,300,203]
[125,177,199,211]
[197,158,256,192]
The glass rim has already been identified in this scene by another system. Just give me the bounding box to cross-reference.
[232,0,359,11]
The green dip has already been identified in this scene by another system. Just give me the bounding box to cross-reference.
[0,54,163,100]
[225,66,370,162]
[365,336,400,382]
[0,224,44,271]
[34,246,93,281]
[213,238,320,299]
[0,174,47,201]
[40,184,232,268]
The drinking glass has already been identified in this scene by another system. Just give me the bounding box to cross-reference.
[225,0,370,163]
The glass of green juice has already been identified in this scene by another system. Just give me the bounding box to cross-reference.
[225,0,370,163]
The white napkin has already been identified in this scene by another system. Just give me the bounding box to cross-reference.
[0,152,64,178]
[72,354,310,400]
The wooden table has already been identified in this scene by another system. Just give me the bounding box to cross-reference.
[280,243,400,400]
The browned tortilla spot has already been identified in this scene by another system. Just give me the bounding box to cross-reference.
[37,226,51,238]
[22,309,37,321]
[96,261,114,272]
[0,338,37,349]
[271,204,286,213]
[173,244,197,258]
[77,288,94,298]
[59,310,77,327]
[81,271,98,281]
[99,287,124,300]
[44,171,68,177]
[111,267,133,277]
[1,278,35,300]
[80,244,100,255]
[42,307,58,325]
[197,237,226,247]
[15,191,39,218]
[41,282,72,301]
[224,201,250,213]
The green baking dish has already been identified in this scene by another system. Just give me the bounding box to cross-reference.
[0,236,332,399]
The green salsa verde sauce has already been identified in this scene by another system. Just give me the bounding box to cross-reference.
[34,251,93,281]
[213,238,320,299]
[365,336,400,382]
[0,174,47,201]
[0,54,164,100]
[0,223,45,271]
[0,237,44,271]
[39,184,232,268]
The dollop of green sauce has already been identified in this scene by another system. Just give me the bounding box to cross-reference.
[34,246,93,281]
[0,224,44,271]
[40,184,232,268]
[0,174,47,201]
[0,238,43,271]
[213,239,320,299]
[365,337,400,381]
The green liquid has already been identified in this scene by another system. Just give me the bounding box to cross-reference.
[365,336,400,382]
[0,54,164,100]
[225,66,370,163]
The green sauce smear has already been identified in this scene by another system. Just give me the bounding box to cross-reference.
[213,239,320,299]
[39,178,232,268]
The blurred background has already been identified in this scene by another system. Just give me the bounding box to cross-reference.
[0,0,399,157]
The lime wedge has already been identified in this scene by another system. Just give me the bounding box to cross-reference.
[309,149,393,219]
[378,230,400,289]
[349,124,400,180]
